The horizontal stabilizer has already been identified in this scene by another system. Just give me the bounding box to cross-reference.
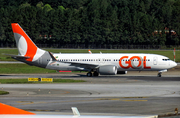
[4,54,30,59]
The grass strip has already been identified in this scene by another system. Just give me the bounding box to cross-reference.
[0,64,85,74]
[0,64,56,74]
[0,79,85,84]
[0,90,9,95]
[1,49,180,62]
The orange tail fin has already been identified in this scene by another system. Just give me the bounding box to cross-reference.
[11,23,38,61]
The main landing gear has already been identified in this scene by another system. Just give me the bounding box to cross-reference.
[87,72,92,77]
[93,71,99,76]
[87,71,99,77]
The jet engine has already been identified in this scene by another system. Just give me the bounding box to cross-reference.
[98,65,117,75]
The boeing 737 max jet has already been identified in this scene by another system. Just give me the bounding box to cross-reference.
[8,23,177,77]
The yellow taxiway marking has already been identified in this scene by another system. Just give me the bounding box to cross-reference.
[17,101,48,105]
[17,101,34,105]
[95,98,148,102]
[95,98,120,101]
[122,97,147,98]
[122,100,148,102]
[16,97,148,105]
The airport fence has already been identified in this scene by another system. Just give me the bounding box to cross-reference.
[1,43,180,50]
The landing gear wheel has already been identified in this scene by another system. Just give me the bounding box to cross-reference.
[93,71,99,76]
[157,73,161,77]
[87,72,92,77]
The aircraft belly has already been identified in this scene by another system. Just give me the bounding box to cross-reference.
[117,67,141,71]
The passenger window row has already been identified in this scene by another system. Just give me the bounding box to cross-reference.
[114,59,150,61]
[58,59,97,62]
[47,59,150,62]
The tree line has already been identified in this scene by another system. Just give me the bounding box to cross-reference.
[0,0,180,48]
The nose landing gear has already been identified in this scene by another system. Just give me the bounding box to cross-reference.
[157,70,167,77]
[157,72,161,77]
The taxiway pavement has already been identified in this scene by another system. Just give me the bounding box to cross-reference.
[0,71,180,116]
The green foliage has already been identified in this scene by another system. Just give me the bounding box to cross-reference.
[0,0,180,47]
[19,2,31,9]
[58,6,65,10]
[43,4,53,12]
[36,2,44,9]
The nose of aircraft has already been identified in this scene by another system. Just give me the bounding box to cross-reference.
[171,61,177,68]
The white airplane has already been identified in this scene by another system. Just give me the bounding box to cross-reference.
[0,103,157,118]
[8,23,177,77]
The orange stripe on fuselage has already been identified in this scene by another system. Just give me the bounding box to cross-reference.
[11,23,37,62]
[0,103,35,115]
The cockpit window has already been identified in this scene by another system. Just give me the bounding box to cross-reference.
[162,59,170,61]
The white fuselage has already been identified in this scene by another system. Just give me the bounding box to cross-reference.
[46,53,176,71]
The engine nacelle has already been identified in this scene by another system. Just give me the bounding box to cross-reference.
[98,65,117,75]
[117,71,127,74]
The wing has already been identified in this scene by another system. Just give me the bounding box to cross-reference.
[51,53,99,70]
[60,61,99,70]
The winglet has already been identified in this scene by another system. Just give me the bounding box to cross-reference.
[0,103,35,115]
[71,107,80,117]
[88,50,92,54]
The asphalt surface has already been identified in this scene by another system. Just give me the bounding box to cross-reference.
[0,66,180,116]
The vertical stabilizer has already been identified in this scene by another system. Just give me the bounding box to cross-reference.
[11,23,45,62]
